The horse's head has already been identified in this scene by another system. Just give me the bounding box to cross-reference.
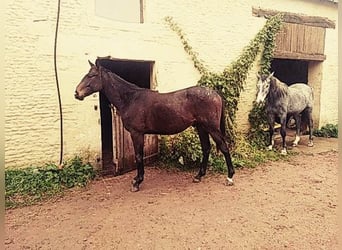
[75,60,104,100]
[255,72,274,103]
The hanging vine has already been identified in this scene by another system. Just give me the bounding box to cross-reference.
[248,15,284,147]
[165,14,283,141]
[163,14,283,167]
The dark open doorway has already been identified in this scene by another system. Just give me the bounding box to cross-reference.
[270,59,308,85]
[97,58,157,175]
[270,58,310,129]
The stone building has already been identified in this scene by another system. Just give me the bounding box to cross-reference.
[5,0,338,170]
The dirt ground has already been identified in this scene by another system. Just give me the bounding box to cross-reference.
[5,136,338,250]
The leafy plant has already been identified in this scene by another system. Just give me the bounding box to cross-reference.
[5,156,96,208]
[165,15,283,144]
[248,15,283,147]
[313,124,338,138]
[163,14,283,169]
[159,128,202,169]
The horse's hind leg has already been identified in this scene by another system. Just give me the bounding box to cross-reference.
[307,108,314,147]
[208,129,234,186]
[267,115,275,151]
[292,114,301,147]
[193,126,211,183]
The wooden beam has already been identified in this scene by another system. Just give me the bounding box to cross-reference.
[273,51,326,61]
[252,7,336,29]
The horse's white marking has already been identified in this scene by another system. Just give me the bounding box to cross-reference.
[292,135,300,146]
[281,148,287,155]
[308,140,314,147]
[227,177,233,184]
[267,139,274,150]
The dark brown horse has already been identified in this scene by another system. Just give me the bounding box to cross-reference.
[75,60,235,191]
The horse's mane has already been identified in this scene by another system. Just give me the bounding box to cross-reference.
[100,67,144,92]
[95,58,144,91]
[268,76,288,102]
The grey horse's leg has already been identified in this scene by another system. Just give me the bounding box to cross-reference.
[279,115,288,155]
[292,113,301,147]
[267,114,275,151]
[307,108,314,147]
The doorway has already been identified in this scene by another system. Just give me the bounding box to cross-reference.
[97,58,158,175]
[270,59,308,85]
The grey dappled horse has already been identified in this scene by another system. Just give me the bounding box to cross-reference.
[75,60,235,191]
[256,72,314,155]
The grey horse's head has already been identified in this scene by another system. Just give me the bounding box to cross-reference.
[255,72,274,103]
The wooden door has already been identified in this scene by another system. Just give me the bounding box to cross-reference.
[111,107,159,175]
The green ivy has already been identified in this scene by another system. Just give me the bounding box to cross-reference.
[248,15,284,146]
[165,15,283,143]
[163,14,283,168]
[313,124,338,138]
[5,156,97,208]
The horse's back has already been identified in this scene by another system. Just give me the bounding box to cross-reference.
[126,86,223,134]
[185,86,223,112]
[289,83,313,100]
[288,83,313,112]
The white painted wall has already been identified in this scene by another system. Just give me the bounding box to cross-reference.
[5,0,338,168]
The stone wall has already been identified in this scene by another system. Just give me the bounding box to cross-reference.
[5,0,338,168]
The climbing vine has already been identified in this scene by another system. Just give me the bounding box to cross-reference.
[248,14,284,146]
[163,14,283,167]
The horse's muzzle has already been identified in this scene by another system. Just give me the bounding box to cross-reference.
[74,91,84,100]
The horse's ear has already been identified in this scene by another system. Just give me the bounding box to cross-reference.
[256,72,261,80]
[88,60,95,67]
[270,72,275,77]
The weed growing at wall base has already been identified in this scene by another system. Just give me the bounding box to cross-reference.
[313,124,338,138]
[5,156,96,208]
[159,130,287,173]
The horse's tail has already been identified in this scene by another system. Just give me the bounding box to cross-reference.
[215,99,227,153]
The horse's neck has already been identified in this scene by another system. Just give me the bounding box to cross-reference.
[268,77,288,101]
[102,71,140,111]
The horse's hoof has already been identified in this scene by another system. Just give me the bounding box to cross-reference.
[267,145,273,151]
[308,141,314,147]
[293,136,300,147]
[131,185,140,192]
[280,149,287,155]
[193,177,201,183]
[225,177,234,186]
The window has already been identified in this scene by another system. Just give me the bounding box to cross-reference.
[95,0,144,23]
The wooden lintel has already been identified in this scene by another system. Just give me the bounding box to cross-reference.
[252,7,336,29]
[273,51,326,61]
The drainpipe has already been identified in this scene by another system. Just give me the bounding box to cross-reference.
[54,0,64,167]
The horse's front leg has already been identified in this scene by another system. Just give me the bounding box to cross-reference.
[280,116,287,155]
[130,132,145,192]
